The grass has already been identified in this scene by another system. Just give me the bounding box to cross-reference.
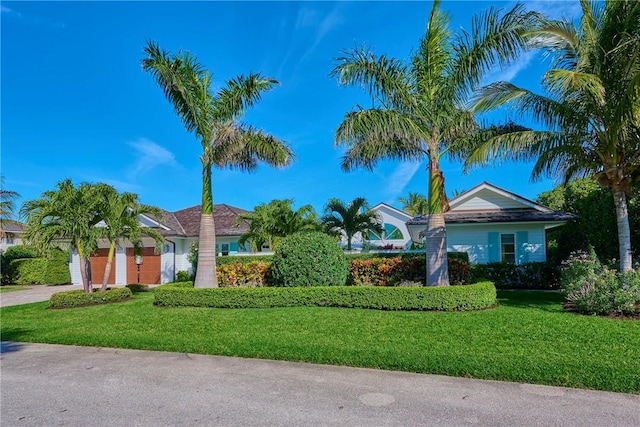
[1,290,638,394]
[0,285,31,293]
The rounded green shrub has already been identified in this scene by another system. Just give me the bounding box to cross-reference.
[270,232,348,287]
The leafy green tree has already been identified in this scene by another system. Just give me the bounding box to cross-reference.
[332,0,534,285]
[470,0,640,271]
[0,176,20,238]
[236,199,319,251]
[143,42,293,287]
[538,178,639,264]
[21,180,102,292]
[397,192,428,216]
[94,184,165,290]
[321,197,383,251]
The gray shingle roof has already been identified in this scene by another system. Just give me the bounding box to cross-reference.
[406,208,576,225]
[165,204,251,237]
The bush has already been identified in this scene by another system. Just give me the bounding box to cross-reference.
[218,261,270,287]
[269,232,348,287]
[49,288,132,308]
[126,283,149,293]
[154,281,496,311]
[470,262,560,290]
[561,250,640,316]
[176,271,191,282]
[10,256,71,286]
[1,245,41,285]
[348,254,470,286]
[216,255,274,266]
[159,281,194,288]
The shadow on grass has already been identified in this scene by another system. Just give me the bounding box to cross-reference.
[497,290,565,313]
[0,329,34,353]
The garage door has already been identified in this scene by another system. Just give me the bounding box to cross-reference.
[90,248,116,285]
[126,247,161,284]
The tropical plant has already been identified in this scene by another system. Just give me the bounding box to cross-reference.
[94,184,165,290]
[469,0,640,272]
[143,42,293,287]
[0,176,20,238]
[321,197,383,251]
[236,199,319,251]
[331,0,535,285]
[397,192,428,216]
[20,180,102,292]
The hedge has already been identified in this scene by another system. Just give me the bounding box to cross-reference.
[49,288,132,308]
[218,261,270,287]
[10,256,71,285]
[212,251,469,265]
[154,281,496,311]
[470,262,560,290]
[125,283,150,293]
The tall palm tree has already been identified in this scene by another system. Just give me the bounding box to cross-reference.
[0,176,20,238]
[321,197,383,251]
[397,192,428,216]
[94,184,165,290]
[21,180,102,292]
[469,0,640,272]
[142,42,293,288]
[331,0,535,285]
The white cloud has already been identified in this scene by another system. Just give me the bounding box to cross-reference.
[126,139,177,179]
[385,161,422,200]
[523,0,582,20]
[486,51,537,83]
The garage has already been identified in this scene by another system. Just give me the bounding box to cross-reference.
[89,249,116,285]
[126,247,161,284]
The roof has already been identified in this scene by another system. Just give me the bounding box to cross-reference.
[407,209,576,225]
[0,221,24,233]
[165,204,251,237]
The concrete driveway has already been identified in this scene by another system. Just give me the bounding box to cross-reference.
[1,342,638,426]
[0,285,83,307]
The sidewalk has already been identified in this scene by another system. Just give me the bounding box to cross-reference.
[0,284,84,307]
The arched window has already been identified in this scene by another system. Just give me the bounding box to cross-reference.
[367,223,404,241]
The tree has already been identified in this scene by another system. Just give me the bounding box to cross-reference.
[236,199,319,251]
[143,42,293,288]
[94,184,165,290]
[331,0,535,285]
[469,0,640,271]
[0,176,20,238]
[321,197,383,251]
[537,178,640,264]
[21,180,102,293]
[397,192,428,216]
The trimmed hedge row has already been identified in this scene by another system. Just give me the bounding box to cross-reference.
[470,262,560,290]
[213,251,469,265]
[49,288,132,308]
[125,283,150,293]
[154,281,496,311]
[10,257,71,285]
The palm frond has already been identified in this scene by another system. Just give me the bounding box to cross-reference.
[212,73,279,122]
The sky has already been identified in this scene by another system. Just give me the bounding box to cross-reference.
[1,0,583,216]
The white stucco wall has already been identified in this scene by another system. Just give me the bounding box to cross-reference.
[447,223,546,264]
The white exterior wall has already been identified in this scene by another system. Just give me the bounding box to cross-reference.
[447,223,546,264]
[0,235,23,253]
[69,251,81,285]
[451,188,527,211]
[115,247,126,285]
[161,241,175,284]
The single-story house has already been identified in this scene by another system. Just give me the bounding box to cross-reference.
[69,204,251,285]
[0,222,25,253]
[341,182,573,264]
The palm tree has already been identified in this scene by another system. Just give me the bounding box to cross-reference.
[469,0,640,272]
[331,0,535,285]
[142,42,293,288]
[397,192,428,216]
[94,184,165,290]
[321,197,383,251]
[0,176,20,238]
[21,180,102,292]
[236,199,319,251]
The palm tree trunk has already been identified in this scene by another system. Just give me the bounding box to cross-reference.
[425,153,449,286]
[76,243,91,293]
[194,163,219,288]
[611,187,633,272]
[101,243,116,291]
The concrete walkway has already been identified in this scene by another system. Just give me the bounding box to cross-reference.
[0,284,83,307]
[1,342,638,426]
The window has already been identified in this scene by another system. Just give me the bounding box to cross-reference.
[367,223,404,241]
[501,234,515,263]
[4,235,14,244]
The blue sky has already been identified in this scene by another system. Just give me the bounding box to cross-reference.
[2,1,582,215]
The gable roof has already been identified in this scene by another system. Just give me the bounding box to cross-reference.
[0,221,24,233]
[372,202,413,220]
[448,181,552,212]
[168,204,251,237]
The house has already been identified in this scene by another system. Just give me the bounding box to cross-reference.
[68,204,251,285]
[0,222,25,253]
[405,182,574,264]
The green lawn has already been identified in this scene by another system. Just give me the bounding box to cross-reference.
[0,285,31,293]
[1,290,638,394]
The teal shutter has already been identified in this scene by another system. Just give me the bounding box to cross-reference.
[516,231,529,264]
[230,242,239,252]
[488,232,500,262]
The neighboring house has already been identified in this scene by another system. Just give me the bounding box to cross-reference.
[69,204,250,285]
[338,203,413,250]
[0,222,25,253]
[406,182,574,264]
